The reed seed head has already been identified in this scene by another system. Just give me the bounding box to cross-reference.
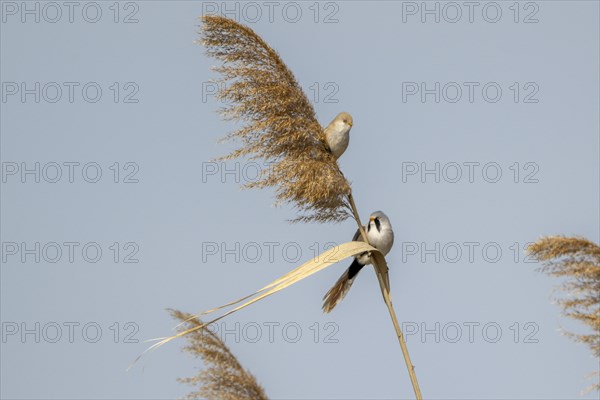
[199,15,352,223]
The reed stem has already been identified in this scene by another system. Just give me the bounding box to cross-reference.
[347,193,423,400]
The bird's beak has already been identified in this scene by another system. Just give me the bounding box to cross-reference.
[348,121,353,127]
[369,216,375,222]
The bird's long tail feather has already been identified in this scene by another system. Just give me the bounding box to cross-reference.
[322,259,364,313]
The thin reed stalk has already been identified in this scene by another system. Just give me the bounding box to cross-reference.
[348,193,422,400]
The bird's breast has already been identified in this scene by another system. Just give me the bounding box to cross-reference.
[367,229,394,256]
[325,125,350,158]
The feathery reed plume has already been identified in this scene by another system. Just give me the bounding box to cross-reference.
[527,236,600,391]
[199,15,351,223]
[170,309,268,400]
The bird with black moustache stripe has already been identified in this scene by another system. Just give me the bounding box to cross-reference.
[322,211,394,313]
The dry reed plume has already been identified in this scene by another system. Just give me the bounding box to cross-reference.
[170,310,268,400]
[527,236,600,391]
[200,15,351,223]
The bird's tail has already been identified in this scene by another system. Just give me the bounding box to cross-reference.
[322,259,364,313]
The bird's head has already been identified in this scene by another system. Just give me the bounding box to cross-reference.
[335,112,353,130]
[368,211,392,233]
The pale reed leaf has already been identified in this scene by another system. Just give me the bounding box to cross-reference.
[134,241,379,364]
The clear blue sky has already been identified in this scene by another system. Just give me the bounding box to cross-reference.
[1,1,599,399]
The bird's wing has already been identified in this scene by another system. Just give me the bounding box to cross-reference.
[352,226,364,242]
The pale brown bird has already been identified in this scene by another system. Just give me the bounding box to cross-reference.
[322,211,394,313]
[324,112,353,159]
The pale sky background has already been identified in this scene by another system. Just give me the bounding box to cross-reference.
[1,1,599,399]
